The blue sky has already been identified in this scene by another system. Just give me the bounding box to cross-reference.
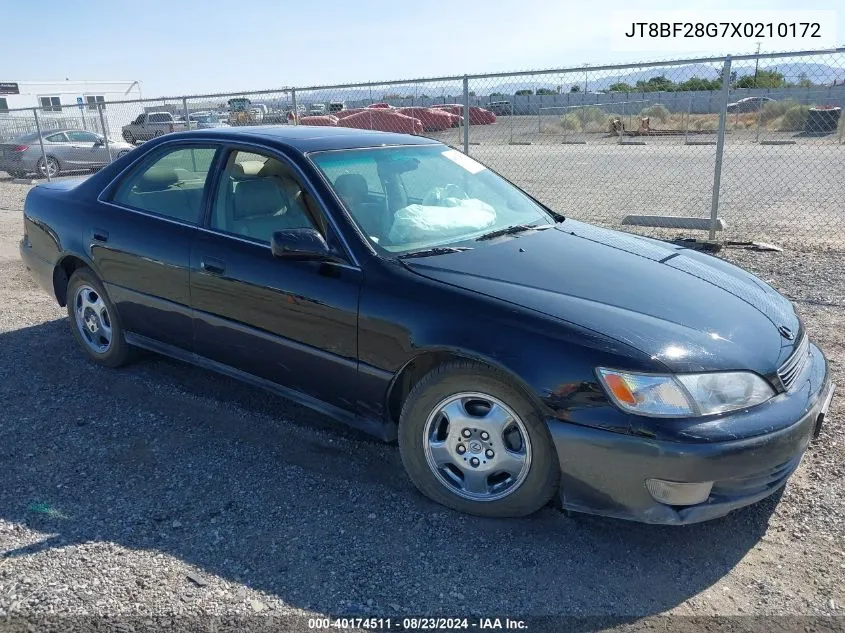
[5,0,843,96]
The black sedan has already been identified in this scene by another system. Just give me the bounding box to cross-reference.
[19,126,834,524]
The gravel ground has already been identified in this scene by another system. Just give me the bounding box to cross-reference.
[0,178,843,632]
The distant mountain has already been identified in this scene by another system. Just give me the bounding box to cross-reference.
[242,61,845,106]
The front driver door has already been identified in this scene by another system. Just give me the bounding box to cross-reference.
[190,147,362,413]
[66,130,109,168]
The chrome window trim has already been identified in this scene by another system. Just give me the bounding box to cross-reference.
[97,136,361,270]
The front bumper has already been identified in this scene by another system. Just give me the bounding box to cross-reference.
[547,343,833,524]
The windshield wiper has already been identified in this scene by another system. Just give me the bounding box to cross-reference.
[475,223,549,241]
[398,246,473,259]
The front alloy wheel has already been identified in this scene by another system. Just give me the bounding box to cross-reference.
[423,393,532,501]
[399,361,559,517]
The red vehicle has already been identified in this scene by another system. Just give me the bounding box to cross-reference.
[299,115,339,126]
[367,103,393,109]
[431,105,496,125]
[397,107,455,132]
[338,110,423,134]
[334,108,366,119]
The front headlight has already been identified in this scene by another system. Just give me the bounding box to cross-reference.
[597,368,775,417]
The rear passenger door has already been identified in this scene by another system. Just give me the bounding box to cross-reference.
[95,143,220,349]
[190,147,362,412]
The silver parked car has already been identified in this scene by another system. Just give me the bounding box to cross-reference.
[0,129,134,178]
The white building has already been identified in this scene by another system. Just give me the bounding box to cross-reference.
[0,80,142,112]
[0,80,144,141]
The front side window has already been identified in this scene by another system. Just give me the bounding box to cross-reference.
[112,146,218,224]
[310,145,553,253]
[148,113,171,123]
[210,150,317,243]
[40,96,62,112]
[66,131,99,143]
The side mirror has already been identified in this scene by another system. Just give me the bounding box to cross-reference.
[271,228,342,263]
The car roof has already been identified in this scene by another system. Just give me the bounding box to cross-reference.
[166,125,442,152]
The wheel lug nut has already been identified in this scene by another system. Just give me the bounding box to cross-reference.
[480,431,489,440]
[456,444,466,454]
[470,457,480,467]
[461,428,472,438]
[485,449,494,459]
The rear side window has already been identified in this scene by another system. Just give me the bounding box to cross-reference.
[148,113,172,123]
[45,133,68,142]
[111,146,218,224]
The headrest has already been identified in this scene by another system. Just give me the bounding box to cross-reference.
[334,173,368,202]
[138,167,178,191]
[231,160,265,178]
[231,178,288,220]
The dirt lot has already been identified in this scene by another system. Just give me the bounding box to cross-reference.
[431,125,845,248]
[0,177,843,631]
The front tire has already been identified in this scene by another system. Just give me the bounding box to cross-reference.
[398,361,559,518]
[66,268,133,368]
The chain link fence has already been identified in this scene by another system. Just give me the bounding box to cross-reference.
[1,48,842,246]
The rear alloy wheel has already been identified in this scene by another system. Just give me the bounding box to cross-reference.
[399,361,559,517]
[67,268,133,368]
[36,156,59,178]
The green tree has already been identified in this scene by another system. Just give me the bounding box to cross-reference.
[536,87,559,95]
[569,85,581,93]
[792,73,815,88]
[634,75,676,92]
[515,89,533,96]
[676,76,721,91]
[608,82,632,92]
[734,69,786,89]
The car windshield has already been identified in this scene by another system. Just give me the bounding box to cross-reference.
[310,145,555,255]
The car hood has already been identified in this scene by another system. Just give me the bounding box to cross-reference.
[402,220,800,374]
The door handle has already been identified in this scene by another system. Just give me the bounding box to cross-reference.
[201,257,226,275]
[92,229,109,243]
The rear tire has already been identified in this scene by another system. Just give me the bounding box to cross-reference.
[122,130,135,144]
[36,156,59,178]
[66,268,133,368]
[398,361,559,518]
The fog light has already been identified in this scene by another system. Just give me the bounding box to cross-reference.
[645,479,713,506]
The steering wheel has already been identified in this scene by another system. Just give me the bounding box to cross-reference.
[422,183,469,207]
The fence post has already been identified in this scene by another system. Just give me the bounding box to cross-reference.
[291,88,298,125]
[182,97,190,130]
[32,108,51,182]
[462,76,470,154]
[709,55,732,241]
[97,103,112,164]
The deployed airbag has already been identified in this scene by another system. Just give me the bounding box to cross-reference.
[388,198,496,244]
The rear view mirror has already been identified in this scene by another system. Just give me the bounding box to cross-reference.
[271,228,343,263]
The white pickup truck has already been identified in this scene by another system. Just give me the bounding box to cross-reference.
[122,112,188,144]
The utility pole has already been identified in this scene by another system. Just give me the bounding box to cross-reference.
[753,42,762,87]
